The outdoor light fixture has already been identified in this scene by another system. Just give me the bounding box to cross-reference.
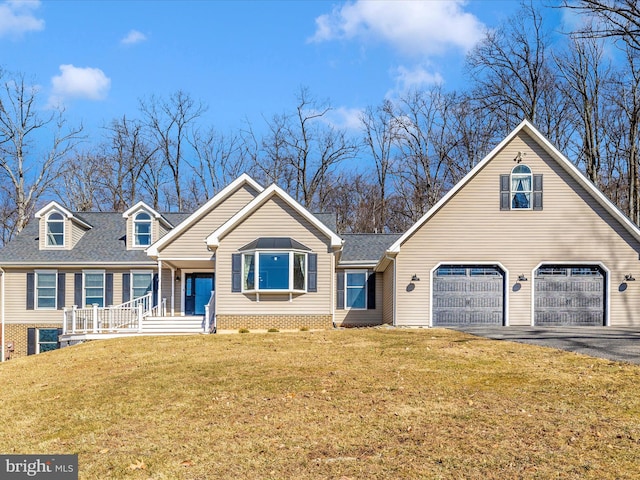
[625,274,635,281]
[518,274,528,282]
[411,274,420,282]
[176,276,181,282]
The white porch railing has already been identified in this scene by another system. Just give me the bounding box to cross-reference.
[203,291,215,333]
[63,293,166,335]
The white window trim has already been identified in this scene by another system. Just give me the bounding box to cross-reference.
[45,211,66,248]
[35,269,58,310]
[345,269,368,310]
[510,164,533,211]
[241,250,308,294]
[133,211,153,248]
[83,269,105,308]
[130,269,153,300]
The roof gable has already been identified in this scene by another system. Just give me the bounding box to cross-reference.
[35,201,92,229]
[386,120,640,255]
[146,174,264,256]
[122,201,173,228]
[206,184,343,250]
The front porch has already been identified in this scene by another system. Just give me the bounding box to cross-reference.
[60,292,216,344]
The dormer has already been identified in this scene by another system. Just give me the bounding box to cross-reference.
[122,202,173,250]
[35,201,92,250]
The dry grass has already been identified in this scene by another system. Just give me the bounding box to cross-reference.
[1,328,639,479]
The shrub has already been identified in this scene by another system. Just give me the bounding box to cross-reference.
[267,328,279,333]
[239,328,250,334]
[299,326,309,332]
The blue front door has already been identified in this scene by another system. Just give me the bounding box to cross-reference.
[184,273,214,315]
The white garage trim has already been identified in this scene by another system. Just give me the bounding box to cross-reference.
[531,262,610,327]
[430,261,509,327]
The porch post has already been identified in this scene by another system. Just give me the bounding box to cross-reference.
[92,304,99,333]
[157,259,162,311]
[171,267,175,316]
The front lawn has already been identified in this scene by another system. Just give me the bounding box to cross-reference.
[1,328,638,479]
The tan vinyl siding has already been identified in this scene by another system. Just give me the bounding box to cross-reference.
[394,131,640,327]
[160,185,259,258]
[382,263,394,324]
[334,270,383,326]
[2,268,157,324]
[216,196,335,316]
[158,222,170,239]
[70,222,88,248]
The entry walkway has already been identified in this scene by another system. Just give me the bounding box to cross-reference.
[451,326,640,364]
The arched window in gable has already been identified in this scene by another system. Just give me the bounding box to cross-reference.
[511,164,532,209]
[46,212,65,247]
[134,212,152,247]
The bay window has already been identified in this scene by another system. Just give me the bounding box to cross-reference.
[242,251,307,292]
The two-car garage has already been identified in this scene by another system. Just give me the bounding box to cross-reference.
[431,264,606,327]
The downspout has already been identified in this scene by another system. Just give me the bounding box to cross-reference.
[1,267,4,362]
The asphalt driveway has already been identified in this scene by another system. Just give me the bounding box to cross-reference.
[451,326,640,364]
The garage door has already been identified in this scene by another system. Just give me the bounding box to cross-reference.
[535,266,605,326]
[432,265,504,326]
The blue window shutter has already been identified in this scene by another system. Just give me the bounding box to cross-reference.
[152,273,158,306]
[500,175,510,210]
[57,273,65,309]
[336,271,345,310]
[27,328,36,355]
[105,273,114,306]
[308,253,317,292]
[533,174,543,210]
[26,272,35,310]
[367,271,376,310]
[232,254,241,292]
[74,273,83,306]
[122,273,130,303]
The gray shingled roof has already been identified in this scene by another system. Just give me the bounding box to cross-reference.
[0,208,395,266]
[340,233,402,264]
[0,212,190,265]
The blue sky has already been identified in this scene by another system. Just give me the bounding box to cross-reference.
[0,0,563,141]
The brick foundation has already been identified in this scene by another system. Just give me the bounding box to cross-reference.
[4,323,61,360]
[216,314,333,331]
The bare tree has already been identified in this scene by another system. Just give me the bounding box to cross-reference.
[187,127,247,206]
[101,116,158,211]
[140,91,206,211]
[253,87,358,210]
[562,0,640,51]
[360,100,397,232]
[555,35,611,184]
[466,1,557,130]
[0,72,83,240]
[57,152,107,211]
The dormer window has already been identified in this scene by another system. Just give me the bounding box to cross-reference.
[134,212,152,247]
[46,212,65,247]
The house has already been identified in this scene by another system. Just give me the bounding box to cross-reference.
[2,120,640,361]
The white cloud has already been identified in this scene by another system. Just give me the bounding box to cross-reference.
[310,0,485,56]
[324,106,364,132]
[0,0,44,38]
[121,29,147,45]
[48,65,111,107]
[391,65,444,95]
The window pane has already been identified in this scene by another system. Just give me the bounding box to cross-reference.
[259,253,289,290]
[37,273,57,309]
[39,329,59,343]
[243,254,255,290]
[85,273,104,306]
[132,273,152,298]
[293,253,306,290]
[135,221,151,246]
[38,274,56,287]
[47,220,64,246]
[346,272,367,309]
